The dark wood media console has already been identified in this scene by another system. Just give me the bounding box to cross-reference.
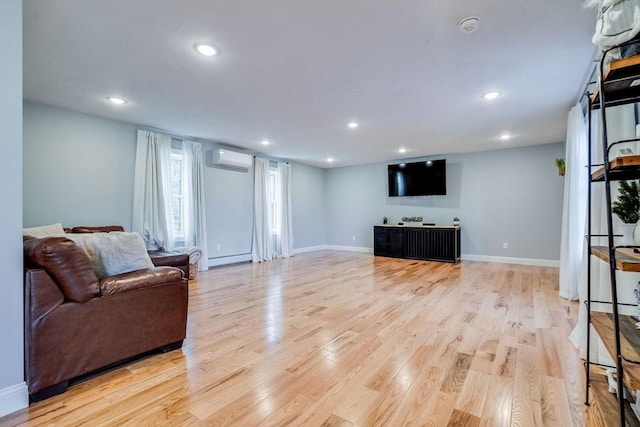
[373,225,461,263]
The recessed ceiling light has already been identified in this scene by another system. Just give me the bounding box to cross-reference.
[106,96,127,105]
[194,43,218,56]
[398,148,407,154]
[261,140,270,146]
[327,157,334,163]
[482,91,501,100]
[500,133,512,140]
[347,122,359,129]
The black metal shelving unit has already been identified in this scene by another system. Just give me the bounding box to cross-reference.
[585,42,640,427]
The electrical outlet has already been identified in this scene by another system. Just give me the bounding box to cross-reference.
[502,241,508,249]
[352,235,356,241]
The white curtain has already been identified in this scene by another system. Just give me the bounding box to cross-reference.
[570,104,638,363]
[252,157,272,262]
[132,130,173,251]
[182,140,209,271]
[559,103,588,300]
[276,162,293,258]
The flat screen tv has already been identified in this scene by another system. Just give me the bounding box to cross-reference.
[388,159,446,197]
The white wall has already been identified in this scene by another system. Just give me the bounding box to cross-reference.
[0,0,29,416]
[22,103,328,266]
[203,148,255,263]
[291,162,327,250]
[23,103,138,229]
[325,143,565,263]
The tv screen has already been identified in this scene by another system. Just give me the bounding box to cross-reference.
[388,159,446,197]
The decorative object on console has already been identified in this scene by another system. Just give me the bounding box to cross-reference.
[383,216,388,224]
[401,216,423,226]
[453,217,460,226]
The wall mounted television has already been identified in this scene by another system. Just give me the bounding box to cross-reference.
[388,159,446,197]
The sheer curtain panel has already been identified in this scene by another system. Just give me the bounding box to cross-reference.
[183,140,209,271]
[132,130,173,251]
[277,162,293,258]
[252,157,272,262]
[559,103,588,300]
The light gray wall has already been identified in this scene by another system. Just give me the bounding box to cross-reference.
[325,143,565,261]
[291,162,327,249]
[0,0,27,416]
[203,149,254,259]
[23,102,137,229]
[22,103,328,264]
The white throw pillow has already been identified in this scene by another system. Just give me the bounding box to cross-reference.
[63,232,154,279]
[23,223,65,238]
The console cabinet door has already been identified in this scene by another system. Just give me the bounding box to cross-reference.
[374,227,404,258]
[373,227,389,256]
[387,228,405,257]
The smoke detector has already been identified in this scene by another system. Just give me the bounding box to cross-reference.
[459,17,480,34]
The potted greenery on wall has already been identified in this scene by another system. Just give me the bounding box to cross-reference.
[555,158,566,177]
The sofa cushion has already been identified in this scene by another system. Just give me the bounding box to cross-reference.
[70,225,125,234]
[23,223,65,238]
[24,237,100,303]
[99,267,184,296]
[63,232,155,279]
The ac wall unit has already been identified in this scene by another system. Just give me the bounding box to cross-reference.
[211,149,253,171]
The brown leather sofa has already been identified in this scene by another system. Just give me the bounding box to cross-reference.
[24,236,188,401]
[69,225,191,279]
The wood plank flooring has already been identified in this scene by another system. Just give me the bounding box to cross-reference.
[1,251,587,426]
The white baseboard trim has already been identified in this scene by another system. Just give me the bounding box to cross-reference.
[207,253,252,268]
[293,245,329,254]
[461,253,560,267]
[325,245,374,253]
[0,382,28,417]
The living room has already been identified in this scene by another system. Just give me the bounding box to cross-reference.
[0,0,618,425]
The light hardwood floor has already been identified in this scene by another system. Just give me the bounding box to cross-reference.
[1,251,588,426]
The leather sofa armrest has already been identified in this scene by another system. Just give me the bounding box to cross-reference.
[25,269,64,323]
[147,251,189,267]
[100,267,184,297]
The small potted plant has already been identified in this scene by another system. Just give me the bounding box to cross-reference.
[453,217,460,226]
[612,180,640,244]
[555,158,566,177]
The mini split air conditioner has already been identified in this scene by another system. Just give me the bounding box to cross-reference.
[211,149,253,171]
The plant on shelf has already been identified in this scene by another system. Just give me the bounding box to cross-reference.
[555,158,566,176]
[612,180,640,224]
[402,216,423,222]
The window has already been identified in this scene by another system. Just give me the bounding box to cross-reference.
[268,169,280,234]
[171,150,185,241]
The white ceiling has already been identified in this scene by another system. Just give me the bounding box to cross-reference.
[22,0,597,168]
